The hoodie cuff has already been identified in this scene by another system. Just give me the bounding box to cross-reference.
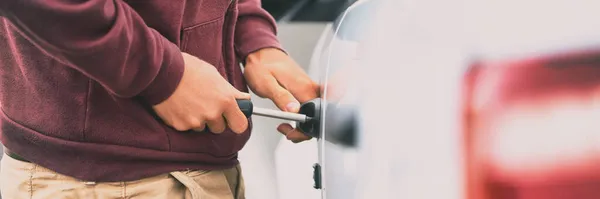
[235,17,286,63]
[138,40,185,105]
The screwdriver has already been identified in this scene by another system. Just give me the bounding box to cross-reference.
[236,99,312,123]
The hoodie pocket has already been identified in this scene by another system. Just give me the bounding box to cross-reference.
[180,18,226,75]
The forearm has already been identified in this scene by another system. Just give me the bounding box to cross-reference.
[234,0,285,62]
[0,0,184,105]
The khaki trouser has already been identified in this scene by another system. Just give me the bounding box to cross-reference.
[0,154,245,199]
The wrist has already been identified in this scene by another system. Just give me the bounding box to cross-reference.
[245,47,287,65]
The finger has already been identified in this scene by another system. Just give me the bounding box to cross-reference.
[271,63,319,103]
[292,81,320,103]
[277,123,311,143]
[268,84,301,113]
[245,65,302,112]
[277,123,295,135]
[243,65,271,98]
[187,117,206,132]
[287,79,320,103]
[223,101,249,134]
[171,120,191,131]
[192,121,206,132]
[288,131,312,143]
[206,116,227,134]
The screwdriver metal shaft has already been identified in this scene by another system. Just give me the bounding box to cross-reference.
[252,107,312,123]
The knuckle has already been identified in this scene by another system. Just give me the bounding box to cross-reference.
[205,113,220,121]
[304,82,318,92]
[297,76,312,85]
[161,118,173,127]
[295,80,317,92]
[232,127,245,134]
[253,86,268,95]
[222,97,237,107]
[257,87,275,98]
[212,130,224,134]
[187,117,202,128]
[272,89,290,100]
[286,135,294,141]
[201,109,218,120]
[216,96,232,107]
[212,126,226,133]
[173,124,190,131]
[232,122,248,133]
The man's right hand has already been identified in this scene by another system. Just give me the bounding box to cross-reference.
[152,53,251,134]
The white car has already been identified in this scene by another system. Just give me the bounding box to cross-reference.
[306,0,600,199]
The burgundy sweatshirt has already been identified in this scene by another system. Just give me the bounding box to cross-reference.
[0,0,282,182]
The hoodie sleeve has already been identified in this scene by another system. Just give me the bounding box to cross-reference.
[0,0,184,105]
[234,0,286,62]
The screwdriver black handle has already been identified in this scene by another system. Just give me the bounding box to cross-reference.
[236,99,253,118]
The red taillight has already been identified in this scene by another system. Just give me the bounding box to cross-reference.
[464,49,600,199]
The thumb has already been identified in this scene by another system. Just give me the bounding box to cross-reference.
[270,86,300,112]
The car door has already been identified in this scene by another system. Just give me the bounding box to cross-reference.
[307,1,409,198]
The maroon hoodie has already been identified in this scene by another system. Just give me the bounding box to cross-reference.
[0,0,282,182]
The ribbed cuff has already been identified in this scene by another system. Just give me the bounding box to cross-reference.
[235,17,285,63]
[139,40,185,105]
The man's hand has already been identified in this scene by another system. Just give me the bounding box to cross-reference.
[152,53,250,134]
[244,48,319,143]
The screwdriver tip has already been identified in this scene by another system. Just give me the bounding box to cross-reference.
[306,116,314,122]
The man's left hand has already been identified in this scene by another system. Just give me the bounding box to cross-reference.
[244,48,319,143]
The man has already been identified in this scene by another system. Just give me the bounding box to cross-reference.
[0,0,314,198]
